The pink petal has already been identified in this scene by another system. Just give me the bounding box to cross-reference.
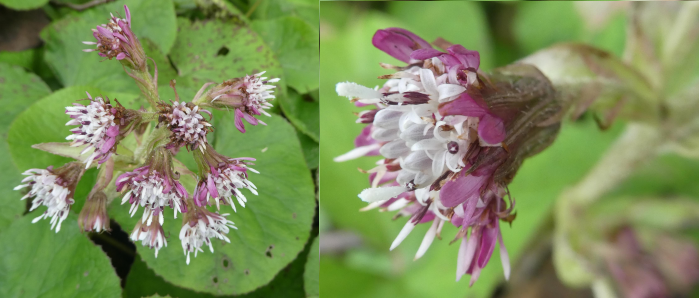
[124,5,131,24]
[439,172,489,207]
[438,93,488,118]
[372,28,432,63]
[106,125,119,137]
[234,109,246,133]
[478,114,506,145]
[100,137,116,153]
[447,45,480,69]
[410,48,443,61]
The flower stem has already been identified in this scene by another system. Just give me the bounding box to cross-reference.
[564,123,662,206]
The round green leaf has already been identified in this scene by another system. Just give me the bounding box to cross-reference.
[112,115,315,295]
[0,63,51,231]
[251,16,319,94]
[279,88,319,142]
[0,214,121,297]
[304,236,319,298]
[169,18,284,89]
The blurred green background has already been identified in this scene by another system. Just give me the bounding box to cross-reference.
[319,2,699,298]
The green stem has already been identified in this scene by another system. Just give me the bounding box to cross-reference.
[135,68,159,108]
[564,123,662,206]
[133,125,170,163]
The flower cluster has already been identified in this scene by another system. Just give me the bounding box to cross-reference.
[65,92,133,168]
[14,163,85,233]
[192,144,258,211]
[158,100,213,151]
[116,149,189,223]
[15,5,279,264]
[83,5,146,69]
[198,71,280,133]
[179,206,237,264]
[336,28,561,284]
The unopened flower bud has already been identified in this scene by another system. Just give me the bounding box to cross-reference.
[78,191,110,233]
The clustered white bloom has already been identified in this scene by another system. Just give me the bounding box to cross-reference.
[14,168,73,232]
[165,101,212,151]
[179,211,237,264]
[65,92,120,168]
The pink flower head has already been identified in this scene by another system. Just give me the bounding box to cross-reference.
[202,72,280,133]
[65,92,125,169]
[179,206,237,264]
[83,5,145,68]
[14,162,86,232]
[117,149,189,224]
[192,144,258,211]
[335,28,563,286]
[130,214,167,257]
[158,101,213,151]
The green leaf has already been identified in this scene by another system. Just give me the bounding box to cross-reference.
[0,0,47,10]
[251,0,319,32]
[304,236,319,298]
[0,214,121,297]
[142,38,179,88]
[112,116,315,295]
[251,16,319,94]
[124,231,315,298]
[0,48,54,80]
[169,18,284,91]
[0,63,51,231]
[279,88,318,142]
[40,0,177,94]
[297,130,318,169]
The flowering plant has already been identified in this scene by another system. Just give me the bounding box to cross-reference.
[0,1,318,297]
[323,2,699,297]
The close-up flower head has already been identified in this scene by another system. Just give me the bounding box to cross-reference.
[320,1,699,298]
[0,0,318,297]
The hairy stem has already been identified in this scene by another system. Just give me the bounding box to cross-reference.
[135,68,159,108]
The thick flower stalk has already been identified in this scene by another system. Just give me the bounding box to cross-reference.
[14,162,86,232]
[82,5,146,70]
[194,72,280,133]
[336,28,561,284]
[192,144,258,211]
[65,92,139,168]
[179,205,237,264]
[116,148,188,224]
